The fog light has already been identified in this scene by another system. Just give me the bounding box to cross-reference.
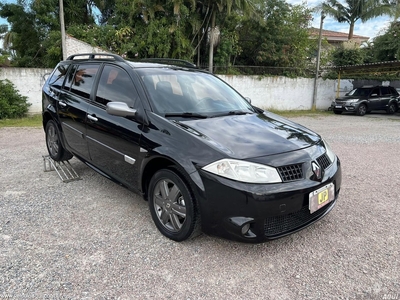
[241,223,251,235]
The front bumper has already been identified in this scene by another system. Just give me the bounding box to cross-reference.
[331,102,360,113]
[196,157,342,243]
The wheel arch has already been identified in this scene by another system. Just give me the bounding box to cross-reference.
[141,157,181,200]
[42,112,50,126]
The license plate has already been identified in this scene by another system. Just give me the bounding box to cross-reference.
[309,183,335,214]
[335,105,342,108]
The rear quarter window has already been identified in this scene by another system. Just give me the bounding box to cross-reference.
[47,63,69,89]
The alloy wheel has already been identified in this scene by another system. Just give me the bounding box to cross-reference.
[153,179,187,232]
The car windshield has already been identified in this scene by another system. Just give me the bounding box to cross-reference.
[352,88,372,97]
[136,68,254,118]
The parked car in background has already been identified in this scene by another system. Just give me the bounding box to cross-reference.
[331,85,400,116]
[42,53,342,243]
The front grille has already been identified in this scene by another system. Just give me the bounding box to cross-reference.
[317,153,331,170]
[277,164,303,182]
[264,201,334,237]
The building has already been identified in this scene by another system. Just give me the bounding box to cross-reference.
[309,28,370,47]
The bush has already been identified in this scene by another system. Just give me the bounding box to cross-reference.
[0,79,31,119]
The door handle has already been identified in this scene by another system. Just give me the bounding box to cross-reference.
[87,114,98,122]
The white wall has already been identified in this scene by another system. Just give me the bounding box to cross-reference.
[0,67,53,114]
[219,75,340,110]
[66,35,110,58]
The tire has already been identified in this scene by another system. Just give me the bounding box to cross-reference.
[148,168,201,242]
[356,104,367,116]
[387,103,396,114]
[333,110,342,115]
[45,120,73,161]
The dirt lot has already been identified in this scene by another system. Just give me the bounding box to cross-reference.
[1,113,399,299]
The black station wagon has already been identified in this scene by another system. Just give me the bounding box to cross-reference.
[42,53,342,243]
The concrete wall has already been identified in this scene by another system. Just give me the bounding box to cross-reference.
[219,75,339,110]
[0,67,53,114]
[66,35,110,58]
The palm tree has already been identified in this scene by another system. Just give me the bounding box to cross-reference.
[195,0,258,72]
[0,25,14,50]
[322,0,394,39]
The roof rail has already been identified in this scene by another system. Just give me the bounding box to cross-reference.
[140,58,197,68]
[66,53,125,62]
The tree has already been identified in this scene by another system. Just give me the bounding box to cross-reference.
[371,21,400,60]
[235,0,315,75]
[321,0,394,39]
[0,0,102,67]
[195,0,258,72]
[331,47,365,66]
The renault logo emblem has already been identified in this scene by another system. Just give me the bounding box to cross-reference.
[312,162,322,180]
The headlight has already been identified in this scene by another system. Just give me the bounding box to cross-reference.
[202,159,282,183]
[347,99,359,103]
[323,139,336,163]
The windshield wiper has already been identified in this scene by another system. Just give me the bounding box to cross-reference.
[164,112,208,119]
[211,110,253,118]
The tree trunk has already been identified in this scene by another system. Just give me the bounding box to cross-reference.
[208,9,216,73]
[348,22,355,40]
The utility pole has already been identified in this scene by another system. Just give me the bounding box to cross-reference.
[59,0,67,60]
[312,12,325,111]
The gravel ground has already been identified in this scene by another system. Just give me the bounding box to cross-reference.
[1,113,399,300]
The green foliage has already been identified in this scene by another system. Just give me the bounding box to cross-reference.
[331,47,365,66]
[372,21,400,61]
[235,0,314,76]
[0,79,31,119]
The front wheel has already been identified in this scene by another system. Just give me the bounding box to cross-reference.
[387,103,396,114]
[356,104,367,116]
[45,120,73,161]
[148,168,201,241]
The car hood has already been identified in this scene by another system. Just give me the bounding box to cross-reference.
[177,112,320,159]
[336,95,363,101]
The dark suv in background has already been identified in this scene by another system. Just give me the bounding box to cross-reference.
[42,53,341,243]
[331,85,400,116]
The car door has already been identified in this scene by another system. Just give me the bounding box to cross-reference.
[58,63,100,160]
[86,64,143,189]
[368,87,381,111]
[379,86,392,110]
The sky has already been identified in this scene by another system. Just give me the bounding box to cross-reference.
[0,0,395,41]
[290,0,394,40]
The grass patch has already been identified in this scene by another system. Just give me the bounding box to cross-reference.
[266,109,332,118]
[0,114,42,128]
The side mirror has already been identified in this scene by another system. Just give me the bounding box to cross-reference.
[106,102,137,118]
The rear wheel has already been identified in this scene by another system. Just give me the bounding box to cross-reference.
[148,168,201,241]
[387,103,396,114]
[356,104,367,116]
[333,110,342,115]
[45,120,73,161]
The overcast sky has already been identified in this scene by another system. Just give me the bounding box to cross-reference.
[0,0,394,40]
